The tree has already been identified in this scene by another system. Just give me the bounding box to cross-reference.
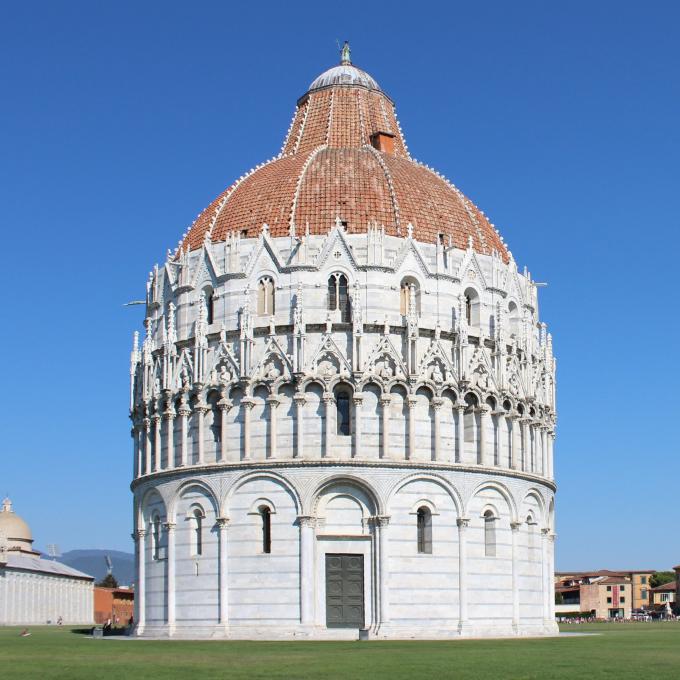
[555,591,564,605]
[96,573,119,589]
[650,572,675,589]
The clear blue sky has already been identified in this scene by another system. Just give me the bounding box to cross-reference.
[2,1,678,571]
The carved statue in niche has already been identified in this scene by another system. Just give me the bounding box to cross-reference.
[508,372,520,397]
[180,366,191,391]
[430,363,444,384]
[263,358,282,380]
[218,364,231,386]
[317,354,338,378]
[473,363,491,391]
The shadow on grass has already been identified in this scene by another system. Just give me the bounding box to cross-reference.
[70,627,130,637]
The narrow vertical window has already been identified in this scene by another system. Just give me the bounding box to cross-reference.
[205,290,215,325]
[416,507,432,554]
[257,277,275,315]
[260,506,271,554]
[152,515,161,560]
[194,509,203,556]
[484,510,496,557]
[465,295,472,325]
[328,275,337,311]
[328,273,351,322]
[338,274,350,322]
[336,391,351,436]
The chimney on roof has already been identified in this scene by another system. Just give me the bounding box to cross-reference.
[370,131,395,154]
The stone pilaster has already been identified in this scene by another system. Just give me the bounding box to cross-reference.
[457,518,470,633]
[217,517,229,625]
[293,393,306,458]
[267,396,280,459]
[298,516,316,625]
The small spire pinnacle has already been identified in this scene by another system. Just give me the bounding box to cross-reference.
[340,40,351,65]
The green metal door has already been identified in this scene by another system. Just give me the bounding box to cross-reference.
[325,553,364,628]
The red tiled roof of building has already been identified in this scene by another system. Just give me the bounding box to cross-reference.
[651,581,677,592]
[178,54,509,261]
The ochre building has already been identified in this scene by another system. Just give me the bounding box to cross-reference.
[130,46,558,639]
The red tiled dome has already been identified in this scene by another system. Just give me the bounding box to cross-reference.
[179,54,508,262]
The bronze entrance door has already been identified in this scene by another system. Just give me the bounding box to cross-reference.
[325,554,364,628]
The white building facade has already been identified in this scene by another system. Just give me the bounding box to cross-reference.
[130,48,558,639]
[0,499,93,625]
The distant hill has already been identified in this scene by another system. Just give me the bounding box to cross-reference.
[56,549,135,586]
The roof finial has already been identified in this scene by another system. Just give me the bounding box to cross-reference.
[340,40,351,65]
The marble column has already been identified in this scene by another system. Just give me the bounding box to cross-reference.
[179,400,190,467]
[134,424,142,478]
[495,411,506,466]
[548,432,555,479]
[479,406,491,466]
[510,415,520,470]
[241,398,255,460]
[510,521,521,632]
[135,529,146,631]
[196,404,208,465]
[293,393,306,458]
[432,397,444,462]
[352,393,364,458]
[407,396,417,460]
[164,522,176,628]
[379,395,392,459]
[323,392,334,458]
[457,518,470,633]
[376,516,391,626]
[164,408,175,470]
[548,532,557,622]
[217,517,229,625]
[267,396,279,459]
[541,528,551,623]
[298,516,316,625]
[456,405,465,464]
[153,414,162,472]
[218,398,231,463]
[541,427,548,476]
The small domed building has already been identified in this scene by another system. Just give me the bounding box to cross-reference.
[130,45,557,639]
[0,498,93,625]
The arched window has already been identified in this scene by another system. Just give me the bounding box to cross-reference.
[257,276,275,316]
[463,288,479,327]
[336,390,351,436]
[483,510,496,557]
[208,392,221,444]
[203,288,215,325]
[416,507,432,554]
[191,508,204,556]
[328,273,351,322]
[259,506,271,554]
[399,278,420,315]
[152,514,161,560]
[526,514,535,549]
[508,301,519,337]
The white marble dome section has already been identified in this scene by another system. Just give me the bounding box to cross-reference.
[129,225,557,639]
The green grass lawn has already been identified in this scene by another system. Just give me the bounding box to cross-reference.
[1,622,679,679]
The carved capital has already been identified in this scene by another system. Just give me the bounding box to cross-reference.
[541,527,551,536]
[293,393,307,406]
[456,517,471,529]
[163,522,176,531]
[134,529,147,541]
[352,393,364,405]
[374,515,390,527]
[431,397,445,410]
[297,515,317,529]
[322,392,335,405]
[241,397,256,410]
[218,398,233,411]
[216,516,230,529]
[379,395,392,407]
[406,396,418,409]
[266,396,280,408]
[510,521,522,532]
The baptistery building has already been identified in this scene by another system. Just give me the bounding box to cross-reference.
[130,45,558,639]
